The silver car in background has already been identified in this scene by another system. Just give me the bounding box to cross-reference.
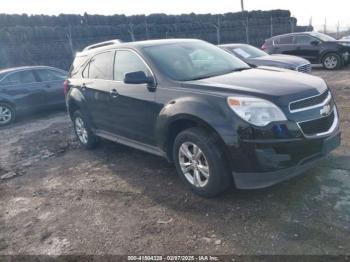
[219,43,312,73]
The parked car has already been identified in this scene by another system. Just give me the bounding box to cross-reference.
[219,43,312,73]
[65,39,341,197]
[262,32,350,70]
[0,66,67,125]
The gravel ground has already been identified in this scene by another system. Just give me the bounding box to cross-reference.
[0,67,349,255]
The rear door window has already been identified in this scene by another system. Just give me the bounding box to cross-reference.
[87,51,114,80]
[278,36,294,45]
[0,70,36,86]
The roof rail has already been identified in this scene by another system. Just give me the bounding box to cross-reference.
[83,39,122,51]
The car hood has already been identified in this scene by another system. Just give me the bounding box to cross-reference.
[181,68,327,107]
[336,39,350,43]
[252,54,309,67]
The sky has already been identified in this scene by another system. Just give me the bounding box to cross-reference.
[2,0,350,31]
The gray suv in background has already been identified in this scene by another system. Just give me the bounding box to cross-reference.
[0,66,67,125]
[262,32,350,70]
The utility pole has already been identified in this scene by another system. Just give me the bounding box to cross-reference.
[212,16,221,44]
[290,18,295,33]
[241,0,244,12]
[270,16,273,37]
[336,21,340,39]
[309,16,313,31]
[324,18,327,34]
[145,19,150,40]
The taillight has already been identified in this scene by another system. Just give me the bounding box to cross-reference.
[63,80,69,95]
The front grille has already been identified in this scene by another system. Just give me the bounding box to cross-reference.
[290,91,329,111]
[297,63,312,73]
[299,110,335,136]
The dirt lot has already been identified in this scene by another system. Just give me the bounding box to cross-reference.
[0,67,349,255]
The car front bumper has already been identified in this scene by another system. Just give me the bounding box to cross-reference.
[230,130,341,189]
[342,51,349,63]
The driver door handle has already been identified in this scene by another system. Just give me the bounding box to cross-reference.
[110,89,119,98]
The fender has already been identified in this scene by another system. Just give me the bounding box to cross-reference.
[320,50,341,59]
[66,88,95,129]
[155,95,238,154]
[0,94,22,114]
[0,95,15,106]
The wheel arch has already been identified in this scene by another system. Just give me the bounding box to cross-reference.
[66,88,86,120]
[320,51,342,62]
[160,113,234,166]
[0,99,16,110]
[0,100,16,124]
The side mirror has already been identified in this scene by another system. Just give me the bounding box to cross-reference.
[124,71,153,85]
[310,40,319,46]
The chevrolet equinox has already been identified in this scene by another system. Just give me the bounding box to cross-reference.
[65,39,341,197]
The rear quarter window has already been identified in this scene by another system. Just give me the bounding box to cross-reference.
[85,51,114,80]
[69,55,88,78]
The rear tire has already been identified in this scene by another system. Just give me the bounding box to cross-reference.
[0,103,15,126]
[322,53,342,70]
[73,110,98,149]
[173,127,232,197]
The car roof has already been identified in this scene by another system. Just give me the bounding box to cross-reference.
[77,38,205,56]
[0,66,66,75]
[268,32,314,40]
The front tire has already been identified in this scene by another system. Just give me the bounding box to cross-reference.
[0,103,15,126]
[173,127,232,197]
[322,53,342,70]
[73,110,98,149]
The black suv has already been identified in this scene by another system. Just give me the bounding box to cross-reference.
[262,32,350,70]
[65,39,341,197]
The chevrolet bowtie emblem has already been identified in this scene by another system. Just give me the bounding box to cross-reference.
[320,104,331,116]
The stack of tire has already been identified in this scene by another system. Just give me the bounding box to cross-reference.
[0,10,311,70]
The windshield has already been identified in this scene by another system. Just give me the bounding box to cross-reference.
[230,45,268,59]
[143,41,250,81]
[310,32,335,42]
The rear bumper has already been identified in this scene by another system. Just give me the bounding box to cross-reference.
[230,130,341,189]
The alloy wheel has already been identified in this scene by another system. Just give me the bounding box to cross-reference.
[178,142,210,188]
[0,105,12,125]
[75,117,88,144]
[324,55,338,69]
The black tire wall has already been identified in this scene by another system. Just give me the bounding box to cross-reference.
[0,10,312,70]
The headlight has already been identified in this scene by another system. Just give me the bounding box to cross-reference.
[227,96,287,126]
[341,43,350,47]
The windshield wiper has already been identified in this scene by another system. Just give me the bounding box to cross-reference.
[230,67,251,72]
